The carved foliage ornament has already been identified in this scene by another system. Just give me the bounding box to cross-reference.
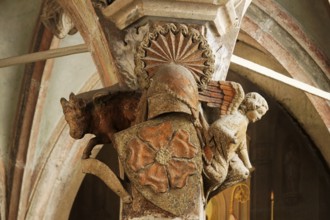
[135,23,215,89]
[112,24,150,90]
[41,0,77,38]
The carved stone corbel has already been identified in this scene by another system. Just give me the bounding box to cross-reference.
[104,0,251,89]
[55,1,269,219]
[41,0,77,39]
[102,0,241,36]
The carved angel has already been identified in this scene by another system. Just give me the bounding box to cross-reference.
[199,82,268,201]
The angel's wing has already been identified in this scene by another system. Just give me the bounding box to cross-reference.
[199,81,245,115]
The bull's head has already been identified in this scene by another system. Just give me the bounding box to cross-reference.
[60,93,89,139]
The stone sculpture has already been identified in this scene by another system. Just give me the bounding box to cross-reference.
[112,22,214,216]
[59,21,268,219]
[203,92,269,200]
[60,91,140,159]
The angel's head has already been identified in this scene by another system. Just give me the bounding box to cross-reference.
[240,92,269,123]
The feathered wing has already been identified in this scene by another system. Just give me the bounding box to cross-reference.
[199,81,245,115]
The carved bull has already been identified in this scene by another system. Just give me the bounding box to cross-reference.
[60,91,141,159]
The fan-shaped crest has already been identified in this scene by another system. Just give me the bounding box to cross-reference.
[135,23,214,89]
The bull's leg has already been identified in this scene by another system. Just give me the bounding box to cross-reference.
[82,137,103,159]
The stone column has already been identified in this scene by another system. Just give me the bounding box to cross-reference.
[57,1,252,219]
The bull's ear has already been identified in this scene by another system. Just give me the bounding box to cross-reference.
[69,92,76,101]
[60,97,68,107]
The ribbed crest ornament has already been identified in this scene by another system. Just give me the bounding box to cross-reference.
[135,23,215,89]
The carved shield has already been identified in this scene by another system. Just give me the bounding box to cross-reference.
[113,114,203,216]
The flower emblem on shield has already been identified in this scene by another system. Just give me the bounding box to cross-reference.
[126,121,198,193]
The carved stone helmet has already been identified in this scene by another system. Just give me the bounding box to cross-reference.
[146,64,199,120]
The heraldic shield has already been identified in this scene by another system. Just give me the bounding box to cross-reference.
[112,114,203,216]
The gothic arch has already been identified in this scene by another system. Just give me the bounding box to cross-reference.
[237,0,330,166]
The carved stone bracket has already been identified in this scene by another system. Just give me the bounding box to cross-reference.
[102,0,242,36]
[53,1,266,219]
[103,0,250,90]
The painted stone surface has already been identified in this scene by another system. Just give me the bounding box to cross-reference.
[113,115,203,216]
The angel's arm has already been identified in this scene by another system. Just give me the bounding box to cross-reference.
[237,138,254,171]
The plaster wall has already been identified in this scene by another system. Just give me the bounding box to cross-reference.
[18,34,99,220]
[0,2,99,218]
[0,2,42,218]
[32,33,97,162]
[276,0,330,60]
[0,0,42,168]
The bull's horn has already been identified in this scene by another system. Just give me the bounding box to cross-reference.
[69,92,76,101]
[60,97,68,107]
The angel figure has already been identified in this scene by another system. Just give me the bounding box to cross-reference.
[199,83,268,201]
